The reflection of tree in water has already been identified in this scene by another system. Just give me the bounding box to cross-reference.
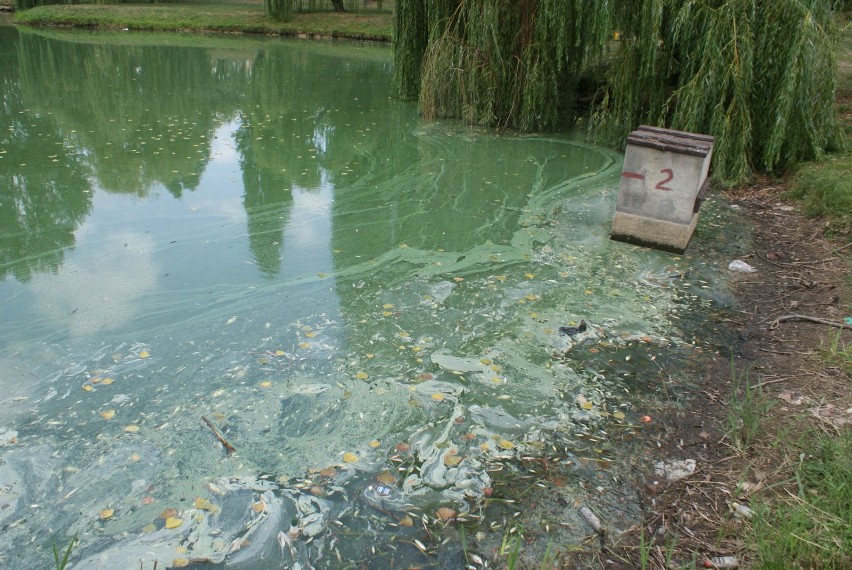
[0,28,91,282]
[235,45,399,276]
[16,30,245,197]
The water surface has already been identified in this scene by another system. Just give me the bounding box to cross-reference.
[0,27,738,569]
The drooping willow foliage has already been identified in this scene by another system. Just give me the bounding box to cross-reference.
[395,0,612,130]
[394,0,844,184]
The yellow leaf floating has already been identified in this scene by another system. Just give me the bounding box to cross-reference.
[100,409,116,420]
[101,378,114,385]
[305,331,317,338]
[123,424,140,433]
[259,381,272,388]
[83,384,94,392]
[171,558,190,568]
[431,393,445,402]
[355,371,369,380]
[251,501,265,513]
[141,523,157,533]
[99,508,114,520]
[139,351,150,359]
[498,440,515,450]
[581,402,594,410]
[613,411,626,420]
[275,350,286,356]
[382,303,394,309]
[381,311,393,317]
[524,273,535,279]
[194,498,212,510]
[298,342,311,350]
[368,440,381,448]
[376,471,396,485]
[443,453,462,467]
[342,452,358,463]
[130,453,141,462]
[165,517,183,529]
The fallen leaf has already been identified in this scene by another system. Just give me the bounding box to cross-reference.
[436,507,456,521]
[640,415,652,423]
[431,393,445,402]
[274,350,286,356]
[342,452,358,463]
[524,272,535,279]
[171,559,190,568]
[100,409,116,420]
[194,498,212,510]
[355,371,369,380]
[398,514,414,527]
[259,381,272,388]
[159,508,178,519]
[142,496,155,505]
[99,508,114,520]
[139,351,150,359]
[498,440,515,450]
[376,471,396,485]
[130,453,141,462]
[101,378,114,385]
[251,501,265,513]
[613,411,626,420]
[298,342,311,350]
[382,303,394,309]
[83,384,94,392]
[368,440,381,448]
[141,523,157,533]
[443,453,462,467]
[123,424,140,433]
[395,442,411,452]
[581,402,594,410]
[165,517,183,529]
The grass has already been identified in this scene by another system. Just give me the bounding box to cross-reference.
[52,535,77,570]
[787,14,852,235]
[726,359,772,452]
[14,1,393,41]
[752,431,852,569]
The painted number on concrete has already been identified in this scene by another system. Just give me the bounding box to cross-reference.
[655,168,674,191]
[622,168,675,191]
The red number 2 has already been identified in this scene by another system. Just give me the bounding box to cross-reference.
[655,168,674,191]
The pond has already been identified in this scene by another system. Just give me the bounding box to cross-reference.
[0,26,745,569]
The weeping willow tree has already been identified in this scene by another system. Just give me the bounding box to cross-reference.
[395,0,844,184]
[394,0,612,130]
[593,0,843,184]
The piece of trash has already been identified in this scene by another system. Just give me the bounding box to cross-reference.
[640,415,652,423]
[559,320,587,336]
[704,555,739,568]
[654,459,697,482]
[728,260,756,273]
[729,502,753,519]
[578,506,603,534]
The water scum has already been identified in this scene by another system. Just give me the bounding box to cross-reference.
[0,99,752,568]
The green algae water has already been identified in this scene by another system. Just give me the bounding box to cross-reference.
[0,26,745,569]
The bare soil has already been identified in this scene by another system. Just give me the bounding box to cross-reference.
[613,180,852,569]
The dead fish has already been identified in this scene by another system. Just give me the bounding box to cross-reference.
[559,320,587,336]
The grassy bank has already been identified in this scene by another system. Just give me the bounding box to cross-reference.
[13,1,393,41]
[788,15,852,235]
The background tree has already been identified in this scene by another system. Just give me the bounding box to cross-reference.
[394,0,844,184]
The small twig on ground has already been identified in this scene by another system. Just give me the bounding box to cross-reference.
[202,416,236,454]
[831,242,852,253]
[769,314,851,330]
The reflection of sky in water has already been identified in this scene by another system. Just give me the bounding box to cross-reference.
[0,31,747,570]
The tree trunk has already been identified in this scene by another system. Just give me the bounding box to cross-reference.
[330,0,346,11]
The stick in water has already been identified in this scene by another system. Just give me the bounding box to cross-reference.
[202,416,236,454]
